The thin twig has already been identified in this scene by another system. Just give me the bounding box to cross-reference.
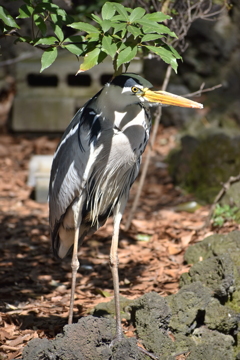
[0,52,36,66]
[183,83,222,98]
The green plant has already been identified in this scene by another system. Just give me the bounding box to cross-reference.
[0,1,181,74]
[212,204,239,227]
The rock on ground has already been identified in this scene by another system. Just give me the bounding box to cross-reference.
[21,231,240,360]
[21,316,146,360]
[167,128,240,203]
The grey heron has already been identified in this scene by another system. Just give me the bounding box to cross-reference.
[49,73,203,340]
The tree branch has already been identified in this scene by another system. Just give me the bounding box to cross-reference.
[183,83,222,98]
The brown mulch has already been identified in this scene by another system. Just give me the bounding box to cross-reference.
[0,126,239,360]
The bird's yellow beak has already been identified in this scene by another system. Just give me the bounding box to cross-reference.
[143,88,203,109]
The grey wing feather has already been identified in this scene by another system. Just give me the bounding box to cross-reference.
[49,90,101,229]
[48,107,91,248]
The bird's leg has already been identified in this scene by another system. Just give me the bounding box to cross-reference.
[110,210,123,341]
[68,226,80,325]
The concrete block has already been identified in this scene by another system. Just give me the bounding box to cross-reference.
[28,155,53,203]
[12,52,143,132]
[12,97,75,131]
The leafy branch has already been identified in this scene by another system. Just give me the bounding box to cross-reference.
[0,1,182,74]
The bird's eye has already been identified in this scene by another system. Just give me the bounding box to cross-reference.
[131,86,140,93]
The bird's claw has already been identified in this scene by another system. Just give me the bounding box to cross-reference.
[109,330,124,348]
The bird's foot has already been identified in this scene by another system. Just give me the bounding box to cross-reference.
[109,326,125,347]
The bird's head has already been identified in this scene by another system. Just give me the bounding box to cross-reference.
[107,73,203,109]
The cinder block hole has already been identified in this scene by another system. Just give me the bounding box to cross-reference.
[67,74,91,86]
[100,74,113,85]
[27,74,59,87]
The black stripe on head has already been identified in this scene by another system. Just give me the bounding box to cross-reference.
[110,73,153,89]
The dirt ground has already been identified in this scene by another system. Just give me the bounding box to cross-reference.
[1,126,239,360]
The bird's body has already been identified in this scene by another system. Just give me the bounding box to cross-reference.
[49,73,203,338]
[49,75,152,259]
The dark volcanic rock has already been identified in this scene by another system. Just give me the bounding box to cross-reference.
[181,327,234,360]
[205,299,238,335]
[22,316,113,360]
[183,230,240,265]
[21,231,240,360]
[180,253,235,299]
[22,316,147,360]
[167,282,212,334]
[131,292,173,355]
[168,128,240,203]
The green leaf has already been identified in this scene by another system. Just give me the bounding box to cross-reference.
[101,2,116,20]
[146,45,178,72]
[212,204,239,227]
[121,27,127,38]
[127,25,142,39]
[213,216,224,227]
[98,50,108,64]
[91,14,102,25]
[35,2,65,15]
[117,42,127,52]
[0,6,20,28]
[63,43,84,55]
[68,21,100,34]
[141,34,162,42]
[53,24,64,42]
[138,19,176,37]
[117,46,137,69]
[50,13,62,25]
[65,14,75,25]
[64,35,84,44]
[159,26,177,37]
[167,44,182,59]
[33,14,47,36]
[102,36,117,58]
[15,36,32,44]
[36,2,69,22]
[63,35,86,55]
[112,3,129,20]
[111,15,126,22]
[101,19,112,33]
[129,7,145,23]
[136,234,151,241]
[34,36,58,46]
[86,32,100,42]
[79,47,101,72]
[40,47,58,72]
[55,8,68,19]
[112,22,126,34]
[144,12,171,22]
[17,4,34,19]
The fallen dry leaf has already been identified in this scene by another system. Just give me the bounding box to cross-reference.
[181,231,195,247]
[168,244,182,255]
